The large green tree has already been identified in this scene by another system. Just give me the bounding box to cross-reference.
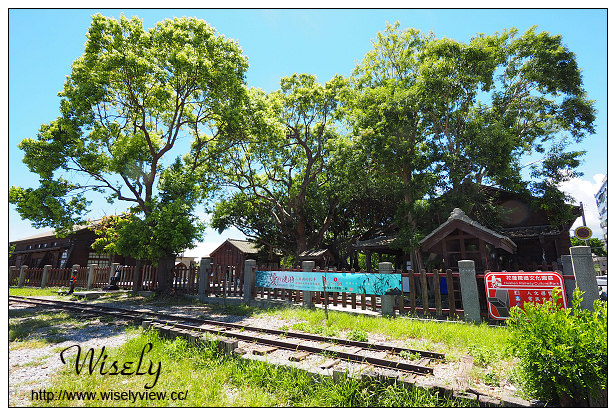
[9,14,248,293]
[211,74,345,259]
[346,23,596,269]
[346,24,439,270]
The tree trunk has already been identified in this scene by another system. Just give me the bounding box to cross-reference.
[156,255,176,295]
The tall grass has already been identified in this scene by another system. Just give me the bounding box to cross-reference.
[41,329,476,407]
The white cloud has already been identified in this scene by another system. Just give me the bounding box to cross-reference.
[558,174,605,239]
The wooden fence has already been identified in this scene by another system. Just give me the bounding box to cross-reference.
[253,266,576,321]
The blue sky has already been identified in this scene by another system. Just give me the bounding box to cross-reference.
[6,8,608,257]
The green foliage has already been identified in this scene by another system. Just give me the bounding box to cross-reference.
[344,22,595,258]
[467,342,501,367]
[507,288,607,405]
[346,328,369,342]
[213,73,346,259]
[570,237,607,257]
[11,14,247,285]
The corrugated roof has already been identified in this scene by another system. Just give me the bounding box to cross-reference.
[226,239,260,254]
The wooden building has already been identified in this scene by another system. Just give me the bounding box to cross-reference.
[209,239,280,278]
[352,187,580,272]
[9,221,137,269]
[297,248,335,269]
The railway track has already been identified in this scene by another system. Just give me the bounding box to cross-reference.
[9,295,444,377]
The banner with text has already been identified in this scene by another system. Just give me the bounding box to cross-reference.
[255,271,402,296]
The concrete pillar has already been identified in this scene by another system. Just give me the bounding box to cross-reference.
[87,265,96,290]
[458,260,481,324]
[302,261,316,308]
[379,262,395,316]
[9,266,17,285]
[198,257,212,302]
[243,259,256,304]
[18,265,28,287]
[570,246,600,310]
[41,265,52,288]
[560,255,576,306]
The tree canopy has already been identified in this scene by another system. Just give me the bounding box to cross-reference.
[11,17,597,274]
[10,14,249,292]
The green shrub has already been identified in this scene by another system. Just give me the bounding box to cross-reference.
[507,288,607,406]
[346,328,369,342]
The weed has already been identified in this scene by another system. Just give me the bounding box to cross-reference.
[399,350,421,361]
[346,328,369,342]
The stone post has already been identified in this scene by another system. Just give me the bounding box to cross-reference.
[560,255,576,306]
[458,260,481,324]
[570,246,600,310]
[198,257,212,302]
[41,265,52,288]
[243,259,257,304]
[87,265,96,290]
[302,261,316,308]
[9,266,16,285]
[17,265,28,287]
[379,262,395,316]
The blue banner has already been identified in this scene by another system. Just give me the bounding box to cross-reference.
[255,271,402,296]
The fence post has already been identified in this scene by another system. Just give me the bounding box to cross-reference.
[302,261,316,308]
[458,260,481,324]
[41,265,52,288]
[18,265,28,287]
[560,255,576,306]
[199,257,212,302]
[570,246,600,310]
[86,265,96,290]
[243,259,256,304]
[9,266,16,284]
[379,262,395,316]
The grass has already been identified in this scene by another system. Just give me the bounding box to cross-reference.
[9,287,63,297]
[256,306,511,365]
[39,328,477,407]
[9,307,94,347]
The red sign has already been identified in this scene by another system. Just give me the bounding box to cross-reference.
[484,272,567,320]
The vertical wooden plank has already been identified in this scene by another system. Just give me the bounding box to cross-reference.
[351,293,356,309]
[360,294,366,310]
[420,269,429,316]
[398,293,405,315]
[342,292,347,308]
[433,270,443,316]
[333,291,338,306]
[371,294,377,312]
[446,269,456,318]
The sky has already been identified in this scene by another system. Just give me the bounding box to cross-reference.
[5,7,609,259]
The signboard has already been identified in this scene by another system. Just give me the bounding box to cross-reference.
[574,226,593,240]
[255,270,402,296]
[484,272,567,320]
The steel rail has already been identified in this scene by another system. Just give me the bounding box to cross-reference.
[9,295,442,374]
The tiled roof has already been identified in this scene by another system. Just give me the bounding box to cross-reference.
[420,208,517,251]
[9,219,103,243]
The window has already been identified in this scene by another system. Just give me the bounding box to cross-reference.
[87,252,111,267]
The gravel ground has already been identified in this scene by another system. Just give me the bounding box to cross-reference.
[9,302,137,407]
[9,293,522,406]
